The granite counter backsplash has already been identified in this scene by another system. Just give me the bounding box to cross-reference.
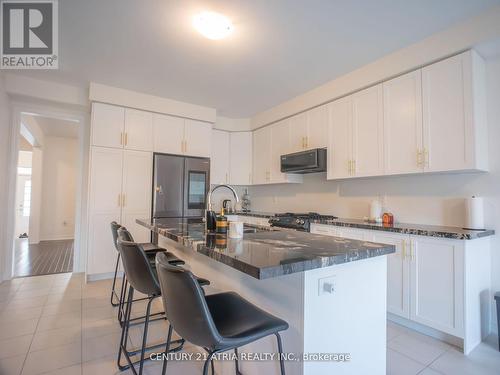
[235,211,494,240]
[137,218,395,280]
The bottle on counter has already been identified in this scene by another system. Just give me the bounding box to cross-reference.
[216,208,228,235]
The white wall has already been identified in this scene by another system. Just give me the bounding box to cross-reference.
[39,136,78,241]
[0,73,11,281]
[249,55,500,335]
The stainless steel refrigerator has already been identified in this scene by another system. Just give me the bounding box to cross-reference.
[152,153,210,219]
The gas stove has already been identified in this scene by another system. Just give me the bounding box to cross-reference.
[268,212,338,232]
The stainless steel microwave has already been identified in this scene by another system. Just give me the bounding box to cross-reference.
[280,148,327,174]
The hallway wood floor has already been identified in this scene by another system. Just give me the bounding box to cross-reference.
[14,239,74,277]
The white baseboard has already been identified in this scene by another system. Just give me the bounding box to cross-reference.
[86,271,122,283]
[40,236,75,241]
[388,313,463,349]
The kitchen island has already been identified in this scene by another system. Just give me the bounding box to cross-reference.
[137,218,395,375]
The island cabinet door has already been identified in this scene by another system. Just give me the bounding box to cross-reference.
[409,236,464,336]
[368,232,411,319]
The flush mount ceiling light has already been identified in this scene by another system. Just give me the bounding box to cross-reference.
[193,11,233,40]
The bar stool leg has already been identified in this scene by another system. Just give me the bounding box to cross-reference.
[138,297,153,375]
[234,347,242,375]
[117,286,134,370]
[276,333,286,375]
[161,324,173,375]
[110,253,121,306]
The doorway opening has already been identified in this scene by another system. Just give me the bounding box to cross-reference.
[13,113,79,277]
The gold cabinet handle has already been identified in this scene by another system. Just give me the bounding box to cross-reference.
[305,136,309,148]
[402,240,406,260]
[124,132,128,146]
[120,132,123,146]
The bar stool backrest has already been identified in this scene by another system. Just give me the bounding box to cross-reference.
[110,221,122,251]
[117,230,160,296]
[156,252,221,349]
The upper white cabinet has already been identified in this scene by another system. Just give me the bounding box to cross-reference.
[153,114,212,158]
[270,120,291,183]
[91,103,125,149]
[289,106,329,152]
[211,130,230,185]
[184,119,212,157]
[290,113,308,152]
[383,70,423,175]
[422,51,487,172]
[327,50,487,180]
[229,132,253,185]
[307,105,329,149]
[91,103,154,151]
[153,113,184,155]
[327,97,352,179]
[327,85,383,179]
[351,85,384,177]
[253,126,271,184]
[124,109,153,151]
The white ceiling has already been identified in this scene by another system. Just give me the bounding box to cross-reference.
[11,0,500,117]
[24,114,79,138]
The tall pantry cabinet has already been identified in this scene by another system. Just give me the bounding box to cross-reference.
[87,103,153,277]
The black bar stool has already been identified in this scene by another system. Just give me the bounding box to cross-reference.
[116,227,185,326]
[117,238,210,375]
[155,252,289,375]
[110,221,185,306]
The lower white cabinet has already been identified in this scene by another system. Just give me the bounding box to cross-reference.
[87,146,152,277]
[410,236,464,336]
[310,223,490,352]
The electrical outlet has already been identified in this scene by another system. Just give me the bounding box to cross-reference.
[318,276,336,296]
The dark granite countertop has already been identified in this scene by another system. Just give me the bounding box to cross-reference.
[234,211,494,240]
[137,218,395,280]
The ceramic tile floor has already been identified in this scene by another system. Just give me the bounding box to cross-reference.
[0,273,499,375]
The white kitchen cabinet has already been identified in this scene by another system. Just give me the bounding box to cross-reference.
[211,130,230,185]
[124,109,153,151]
[289,106,329,152]
[307,104,329,149]
[252,126,271,184]
[91,103,125,149]
[422,50,487,173]
[87,147,153,277]
[383,70,423,175]
[229,132,252,185]
[87,147,123,276]
[153,115,212,158]
[309,223,488,352]
[184,119,212,157]
[153,113,184,155]
[289,113,308,152]
[327,96,353,179]
[410,236,464,336]
[368,231,411,319]
[351,84,384,177]
[270,119,291,183]
[120,150,153,243]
